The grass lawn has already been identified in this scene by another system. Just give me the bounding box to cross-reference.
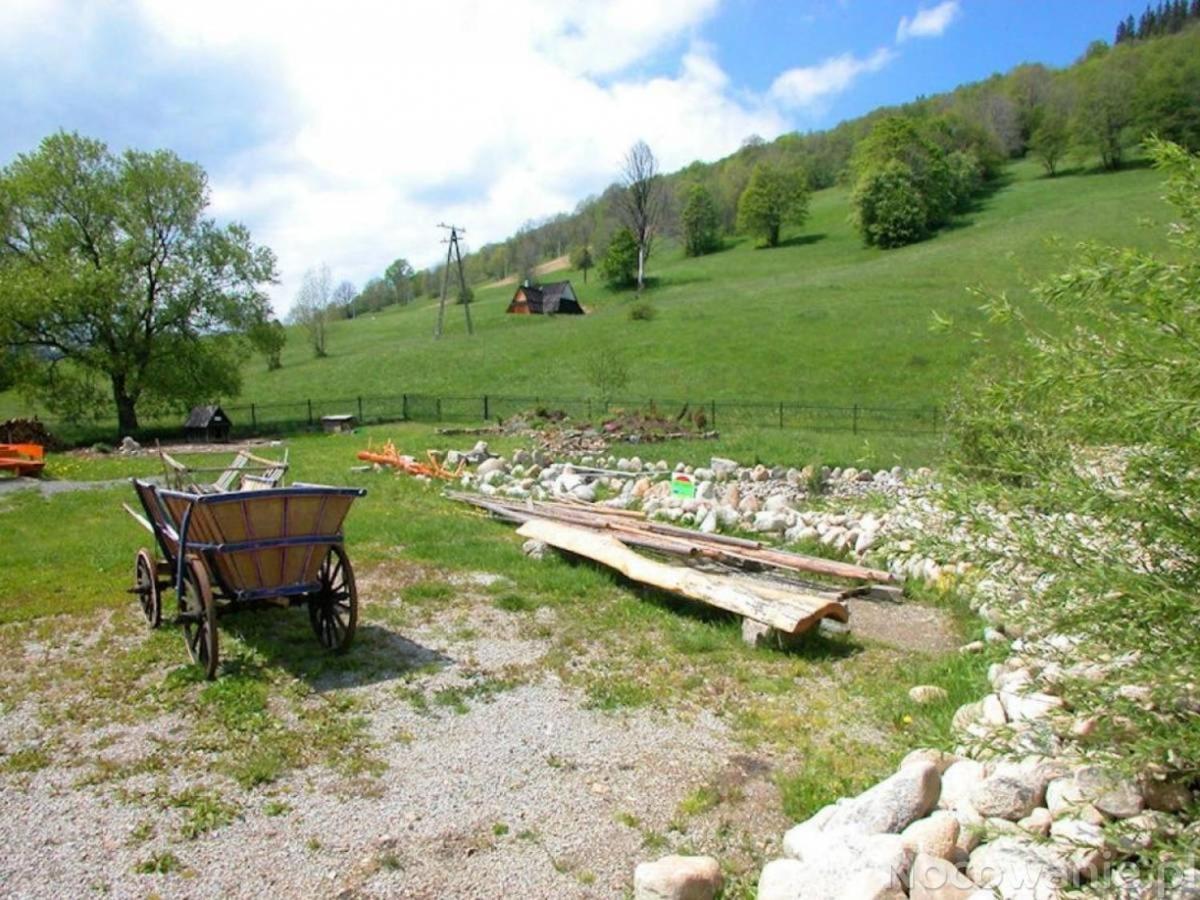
[0,425,999,894]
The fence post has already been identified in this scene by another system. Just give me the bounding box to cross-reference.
[710,400,716,429]
[483,394,489,420]
[357,396,363,422]
[778,401,784,429]
[307,399,313,427]
[250,403,257,431]
[436,398,442,421]
[852,404,859,435]
[402,393,409,421]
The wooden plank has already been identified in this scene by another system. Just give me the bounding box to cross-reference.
[516,519,847,635]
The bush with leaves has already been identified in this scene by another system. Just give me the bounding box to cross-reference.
[735,162,810,247]
[851,161,929,249]
[680,183,722,256]
[599,227,638,289]
[945,139,1200,794]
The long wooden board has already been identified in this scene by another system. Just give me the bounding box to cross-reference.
[517,518,848,635]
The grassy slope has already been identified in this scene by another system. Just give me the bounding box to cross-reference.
[235,159,1171,408]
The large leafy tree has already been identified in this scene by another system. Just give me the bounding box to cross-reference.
[735,163,810,248]
[0,132,277,433]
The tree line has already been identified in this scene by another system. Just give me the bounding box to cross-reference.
[342,18,1200,307]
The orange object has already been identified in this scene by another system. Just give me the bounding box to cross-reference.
[356,441,464,480]
[0,443,46,477]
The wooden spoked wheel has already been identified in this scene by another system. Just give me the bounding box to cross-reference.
[179,558,219,680]
[134,548,161,628]
[308,545,358,653]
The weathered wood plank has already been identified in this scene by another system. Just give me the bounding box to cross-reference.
[516,519,847,635]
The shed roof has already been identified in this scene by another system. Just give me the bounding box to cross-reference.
[185,405,229,428]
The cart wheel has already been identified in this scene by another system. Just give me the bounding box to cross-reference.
[134,548,161,628]
[308,545,358,653]
[179,559,219,680]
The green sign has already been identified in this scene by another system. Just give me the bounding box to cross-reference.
[670,473,696,498]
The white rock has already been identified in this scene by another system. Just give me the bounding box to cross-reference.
[967,837,1071,899]
[633,854,723,900]
[476,457,506,476]
[909,852,981,899]
[817,761,941,835]
[773,830,912,899]
[909,685,949,705]
[901,812,960,860]
[1048,818,1113,882]
[939,761,987,812]
[901,749,960,776]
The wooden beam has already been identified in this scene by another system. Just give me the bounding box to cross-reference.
[516,518,847,635]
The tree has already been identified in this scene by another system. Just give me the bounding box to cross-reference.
[570,244,594,283]
[1073,54,1137,170]
[290,264,333,357]
[1030,113,1071,176]
[681,183,722,256]
[248,319,286,370]
[735,163,810,247]
[599,228,638,289]
[385,257,413,305]
[0,132,277,433]
[615,140,666,292]
[851,161,929,248]
[332,279,356,317]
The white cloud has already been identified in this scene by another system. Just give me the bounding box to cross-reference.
[3,2,898,314]
[896,1,961,43]
[125,0,792,311]
[769,48,895,110]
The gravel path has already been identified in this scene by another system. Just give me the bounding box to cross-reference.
[0,572,790,899]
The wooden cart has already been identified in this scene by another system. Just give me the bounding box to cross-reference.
[125,478,366,678]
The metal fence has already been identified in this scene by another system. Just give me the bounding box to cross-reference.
[204,392,943,437]
[18,392,944,446]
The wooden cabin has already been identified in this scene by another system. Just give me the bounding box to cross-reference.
[507,280,584,315]
[185,405,232,443]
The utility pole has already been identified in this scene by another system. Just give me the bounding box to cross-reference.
[434,223,473,339]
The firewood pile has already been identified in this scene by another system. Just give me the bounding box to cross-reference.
[1,418,61,450]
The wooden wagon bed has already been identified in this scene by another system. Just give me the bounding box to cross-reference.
[125,478,366,678]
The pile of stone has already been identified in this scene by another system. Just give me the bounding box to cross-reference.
[453,446,954,584]
[756,745,1196,898]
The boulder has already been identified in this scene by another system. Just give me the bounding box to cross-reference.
[521,539,546,560]
[901,811,960,860]
[909,685,949,705]
[939,760,986,812]
[909,852,981,900]
[967,837,1071,899]
[633,855,723,900]
[901,749,960,776]
[817,761,941,835]
[1048,817,1116,884]
[709,457,738,479]
[1047,767,1143,821]
[476,457,506,476]
[970,768,1043,821]
[772,829,912,899]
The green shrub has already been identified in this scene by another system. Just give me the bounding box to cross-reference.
[599,228,638,289]
[628,302,656,321]
[852,161,928,248]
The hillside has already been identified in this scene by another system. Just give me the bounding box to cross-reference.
[238,159,1171,408]
[0,157,1174,438]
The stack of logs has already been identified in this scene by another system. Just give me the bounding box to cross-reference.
[449,493,900,640]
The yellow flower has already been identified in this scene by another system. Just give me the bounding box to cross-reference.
[902,714,913,724]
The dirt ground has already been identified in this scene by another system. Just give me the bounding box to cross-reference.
[0,559,955,899]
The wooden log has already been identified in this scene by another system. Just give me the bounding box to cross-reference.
[516,519,847,635]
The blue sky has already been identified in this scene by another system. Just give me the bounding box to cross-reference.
[0,1,1137,311]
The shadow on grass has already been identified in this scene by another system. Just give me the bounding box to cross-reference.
[219,607,450,691]
[776,232,828,249]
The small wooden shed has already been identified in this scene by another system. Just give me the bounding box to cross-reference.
[185,405,232,443]
[507,280,584,316]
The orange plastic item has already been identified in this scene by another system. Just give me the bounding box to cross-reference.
[0,443,46,477]
[356,441,464,480]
